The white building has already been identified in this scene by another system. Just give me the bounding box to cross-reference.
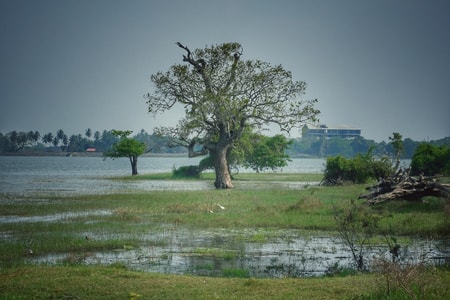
[303,124,361,139]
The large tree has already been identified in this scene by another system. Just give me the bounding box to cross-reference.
[103,130,147,176]
[146,42,319,188]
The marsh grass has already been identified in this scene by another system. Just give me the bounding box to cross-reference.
[192,248,239,260]
[1,174,449,298]
[1,181,447,268]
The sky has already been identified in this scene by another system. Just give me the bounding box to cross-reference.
[1,0,449,142]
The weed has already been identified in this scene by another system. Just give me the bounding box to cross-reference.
[372,259,448,300]
[325,261,357,277]
[222,268,250,278]
[333,200,380,271]
[62,252,93,265]
[194,263,214,271]
[191,248,238,260]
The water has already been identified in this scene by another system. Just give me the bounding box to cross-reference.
[3,156,443,278]
[28,226,449,278]
[0,156,325,196]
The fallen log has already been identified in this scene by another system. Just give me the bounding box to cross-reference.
[359,169,450,205]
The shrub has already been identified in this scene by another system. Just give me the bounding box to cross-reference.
[323,152,392,185]
[411,143,450,176]
[172,165,201,178]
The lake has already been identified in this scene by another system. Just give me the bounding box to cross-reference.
[0,156,326,196]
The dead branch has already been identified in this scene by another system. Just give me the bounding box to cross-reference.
[359,169,450,205]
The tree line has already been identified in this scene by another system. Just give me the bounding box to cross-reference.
[288,135,449,159]
[0,128,448,160]
[0,129,186,154]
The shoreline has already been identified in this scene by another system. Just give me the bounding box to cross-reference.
[0,151,189,158]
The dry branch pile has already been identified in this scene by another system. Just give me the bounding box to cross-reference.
[359,168,450,205]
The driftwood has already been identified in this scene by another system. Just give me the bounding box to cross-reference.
[359,168,450,205]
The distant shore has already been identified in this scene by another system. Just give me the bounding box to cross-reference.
[0,151,188,158]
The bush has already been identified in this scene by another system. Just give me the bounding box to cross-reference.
[172,165,201,178]
[411,143,450,176]
[323,152,392,185]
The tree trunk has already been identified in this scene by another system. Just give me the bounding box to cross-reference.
[359,168,450,205]
[130,155,138,176]
[213,145,233,189]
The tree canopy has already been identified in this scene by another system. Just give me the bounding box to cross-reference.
[242,134,292,172]
[103,130,147,175]
[146,42,319,188]
[411,143,450,176]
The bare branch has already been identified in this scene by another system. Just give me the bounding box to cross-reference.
[176,42,211,91]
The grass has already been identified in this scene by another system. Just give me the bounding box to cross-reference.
[114,172,324,183]
[0,265,448,299]
[0,173,449,299]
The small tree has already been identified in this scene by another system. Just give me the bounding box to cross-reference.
[388,132,404,173]
[243,134,292,172]
[333,201,380,271]
[103,130,147,175]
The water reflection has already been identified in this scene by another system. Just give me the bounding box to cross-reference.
[0,210,113,224]
[30,227,448,278]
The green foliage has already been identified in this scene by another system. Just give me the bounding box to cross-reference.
[288,136,380,158]
[323,151,392,185]
[104,130,147,175]
[243,134,293,172]
[1,125,448,160]
[388,132,404,158]
[411,143,450,176]
[106,138,146,159]
[172,165,201,178]
[196,132,293,174]
[388,132,404,171]
[0,130,41,152]
[105,130,146,158]
[147,42,319,187]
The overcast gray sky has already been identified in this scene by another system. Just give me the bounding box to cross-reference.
[1,0,449,142]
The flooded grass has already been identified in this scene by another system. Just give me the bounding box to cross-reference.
[1,175,449,298]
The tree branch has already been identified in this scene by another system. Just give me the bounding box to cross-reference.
[187,138,209,158]
[176,42,211,91]
[224,50,241,91]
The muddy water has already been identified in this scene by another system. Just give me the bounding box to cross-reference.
[30,227,449,278]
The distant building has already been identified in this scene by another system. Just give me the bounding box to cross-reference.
[303,124,361,139]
